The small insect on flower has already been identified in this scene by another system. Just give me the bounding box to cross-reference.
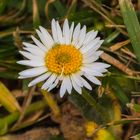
[17,19,110,97]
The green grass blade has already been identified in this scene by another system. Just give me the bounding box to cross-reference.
[0,100,48,135]
[33,0,41,28]
[0,82,20,113]
[119,0,140,62]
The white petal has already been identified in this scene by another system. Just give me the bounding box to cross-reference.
[83,51,103,63]
[56,21,64,44]
[80,37,101,54]
[23,46,45,57]
[19,51,43,60]
[19,67,47,78]
[92,40,104,51]
[63,19,70,44]
[60,78,67,97]
[65,76,72,94]
[70,76,82,94]
[36,29,50,48]
[28,72,51,87]
[84,74,101,85]
[82,40,104,55]
[48,78,59,91]
[18,76,27,79]
[17,60,45,67]
[51,19,58,42]
[23,42,45,54]
[69,22,74,42]
[72,23,81,46]
[97,50,103,56]
[83,30,98,45]
[39,26,54,48]
[23,42,39,49]
[80,77,92,90]
[71,73,83,87]
[81,67,103,76]
[83,53,99,63]
[31,35,48,51]
[100,69,108,73]
[42,74,57,90]
[19,51,39,59]
[86,62,111,69]
[76,25,86,48]
[83,63,109,74]
[84,50,103,58]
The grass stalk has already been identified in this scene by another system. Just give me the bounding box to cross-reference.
[0,100,48,135]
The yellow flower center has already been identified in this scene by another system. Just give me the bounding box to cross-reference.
[45,45,83,75]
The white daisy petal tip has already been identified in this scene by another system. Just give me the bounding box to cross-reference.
[39,25,44,30]
[22,42,29,47]
[52,18,56,22]
[17,60,22,64]
[35,29,40,35]
[78,90,82,94]
[97,50,104,56]
[28,83,32,87]
[100,39,104,45]
[107,65,111,68]
[64,18,68,23]
[60,92,65,98]
[30,35,34,39]
[94,30,98,33]
[18,76,24,79]
[104,64,111,68]
[19,50,23,53]
[17,19,110,98]
[94,81,101,86]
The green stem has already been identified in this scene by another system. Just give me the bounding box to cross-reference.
[108,72,140,80]
[107,118,140,126]
[103,30,120,45]
[41,89,61,117]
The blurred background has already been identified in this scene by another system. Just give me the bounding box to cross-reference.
[0,0,140,140]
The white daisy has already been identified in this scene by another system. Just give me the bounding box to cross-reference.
[17,19,110,97]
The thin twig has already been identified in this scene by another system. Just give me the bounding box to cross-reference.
[105,24,125,28]
[110,40,130,52]
[82,0,128,36]
[100,52,134,76]
[121,48,136,58]
[12,86,35,129]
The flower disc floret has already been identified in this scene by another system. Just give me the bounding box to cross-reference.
[45,45,83,75]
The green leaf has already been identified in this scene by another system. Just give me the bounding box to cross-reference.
[53,0,67,18]
[67,0,77,15]
[69,90,108,124]
[103,30,120,45]
[110,79,129,106]
[0,0,7,15]
[119,0,140,62]
[0,71,18,79]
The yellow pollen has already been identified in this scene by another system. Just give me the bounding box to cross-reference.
[45,45,83,75]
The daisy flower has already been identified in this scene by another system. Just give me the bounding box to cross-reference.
[17,19,110,97]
